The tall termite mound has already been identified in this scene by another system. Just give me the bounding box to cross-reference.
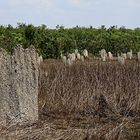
[0,46,39,126]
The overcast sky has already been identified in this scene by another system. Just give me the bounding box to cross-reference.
[0,0,139,28]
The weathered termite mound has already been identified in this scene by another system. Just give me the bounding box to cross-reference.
[0,46,39,126]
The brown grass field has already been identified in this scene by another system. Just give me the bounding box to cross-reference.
[1,58,140,140]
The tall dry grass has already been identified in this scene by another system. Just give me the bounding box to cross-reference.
[39,60,140,119]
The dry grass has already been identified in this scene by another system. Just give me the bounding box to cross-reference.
[40,59,140,117]
[1,59,140,140]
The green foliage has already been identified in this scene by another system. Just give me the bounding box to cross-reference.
[0,24,140,58]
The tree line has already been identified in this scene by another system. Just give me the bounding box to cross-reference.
[0,24,140,59]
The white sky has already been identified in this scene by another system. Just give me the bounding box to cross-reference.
[0,0,140,28]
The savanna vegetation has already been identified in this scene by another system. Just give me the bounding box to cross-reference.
[0,24,140,139]
[1,24,140,58]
